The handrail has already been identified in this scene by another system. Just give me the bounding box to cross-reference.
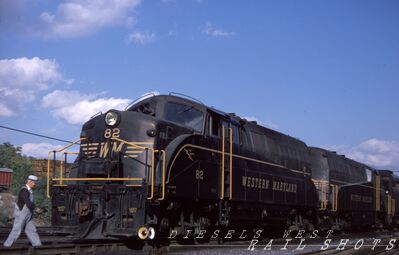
[330,184,334,211]
[312,179,328,210]
[48,136,166,201]
[124,92,158,110]
[52,177,143,181]
[110,138,154,199]
[388,195,392,215]
[109,137,157,200]
[330,184,335,211]
[111,137,149,149]
[220,126,225,199]
[158,150,166,201]
[47,138,85,198]
[147,149,155,200]
[375,175,381,211]
[331,184,339,212]
[60,152,79,185]
[229,128,233,200]
[335,185,338,211]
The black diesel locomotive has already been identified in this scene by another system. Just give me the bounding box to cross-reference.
[48,94,399,240]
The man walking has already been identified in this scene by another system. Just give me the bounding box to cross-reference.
[3,175,42,247]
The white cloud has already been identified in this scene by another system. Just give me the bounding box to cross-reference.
[325,138,399,171]
[0,102,14,117]
[203,22,235,38]
[38,0,141,38]
[0,57,63,116]
[127,31,156,45]
[42,90,130,125]
[21,143,64,159]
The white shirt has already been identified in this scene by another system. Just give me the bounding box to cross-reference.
[26,184,32,193]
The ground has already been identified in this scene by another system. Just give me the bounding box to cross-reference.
[0,192,47,227]
[0,192,15,226]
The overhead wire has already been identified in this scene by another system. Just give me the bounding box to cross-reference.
[0,125,74,144]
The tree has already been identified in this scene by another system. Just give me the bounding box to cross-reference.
[0,142,33,193]
[0,142,51,225]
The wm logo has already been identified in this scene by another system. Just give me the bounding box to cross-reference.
[81,141,151,159]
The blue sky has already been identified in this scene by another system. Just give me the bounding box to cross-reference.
[0,0,398,171]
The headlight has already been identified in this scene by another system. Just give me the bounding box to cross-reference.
[105,111,119,126]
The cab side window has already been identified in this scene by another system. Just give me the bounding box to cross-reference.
[208,115,240,144]
[231,124,240,144]
[210,115,220,137]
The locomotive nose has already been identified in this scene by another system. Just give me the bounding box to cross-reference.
[52,110,160,240]
[79,110,156,167]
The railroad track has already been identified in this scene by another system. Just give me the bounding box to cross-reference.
[0,241,144,255]
[1,227,399,255]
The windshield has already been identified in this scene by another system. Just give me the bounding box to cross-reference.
[129,101,156,116]
[164,102,204,132]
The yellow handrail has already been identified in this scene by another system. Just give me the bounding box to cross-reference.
[47,138,85,198]
[52,178,143,181]
[60,151,79,185]
[109,137,156,200]
[375,175,381,211]
[220,126,225,199]
[336,185,339,211]
[111,137,149,150]
[229,128,233,200]
[311,179,328,210]
[147,148,155,200]
[330,184,335,211]
[48,136,167,201]
[158,150,166,201]
[388,194,392,215]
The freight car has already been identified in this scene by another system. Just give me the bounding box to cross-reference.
[47,93,398,241]
[0,168,13,192]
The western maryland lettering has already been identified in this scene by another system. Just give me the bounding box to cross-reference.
[242,176,270,190]
[242,176,297,193]
[350,194,372,203]
[272,181,297,193]
[80,142,149,159]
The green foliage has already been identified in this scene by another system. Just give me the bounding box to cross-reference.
[33,178,52,223]
[0,142,51,225]
[0,142,33,194]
